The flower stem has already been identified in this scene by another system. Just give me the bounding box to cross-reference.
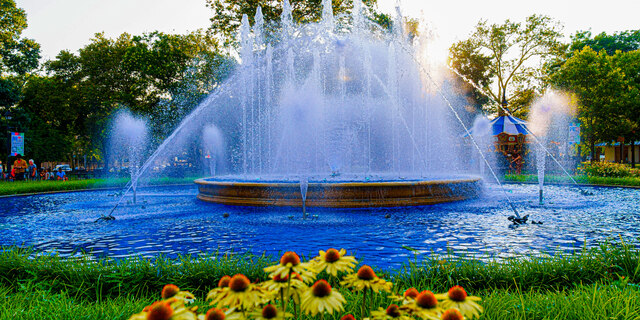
[284,270,292,313]
[361,288,368,319]
[280,288,285,314]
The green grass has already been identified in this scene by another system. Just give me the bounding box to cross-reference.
[0,242,639,319]
[504,174,640,187]
[0,177,198,196]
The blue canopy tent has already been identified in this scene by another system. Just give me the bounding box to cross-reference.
[464,115,531,137]
[490,115,530,136]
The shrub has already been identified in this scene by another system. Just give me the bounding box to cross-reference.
[578,161,640,178]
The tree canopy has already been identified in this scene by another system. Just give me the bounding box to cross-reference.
[448,15,564,117]
[206,0,380,45]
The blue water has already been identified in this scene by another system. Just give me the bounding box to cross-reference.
[0,183,638,269]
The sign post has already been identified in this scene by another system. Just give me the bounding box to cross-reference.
[10,132,24,156]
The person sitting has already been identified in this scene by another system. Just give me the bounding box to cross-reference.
[56,167,68,181]
[39,167,47,180]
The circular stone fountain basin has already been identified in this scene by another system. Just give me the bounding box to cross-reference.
[195,175,482,207]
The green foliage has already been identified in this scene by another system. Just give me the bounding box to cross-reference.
[503,173,640,187]
[14,30,232,164]
[570,30,640,55]
[550,46,637,161]
[578,161,640,178]
[448,15,564,117]
[0,0,40,76]
[205,0,380,46]
[0,243,639,319]
[0,177,197,196]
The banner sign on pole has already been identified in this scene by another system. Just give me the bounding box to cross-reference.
[10,132,24,156]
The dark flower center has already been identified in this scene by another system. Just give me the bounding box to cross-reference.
[403,288,419,299]
[280,252,301,266]
[416,291,438,309]
[356,265,376,280]
[441,308,464,320]
[386,304,401,317]
[311,279,332,297]
[324,248,341,263]
[205,308,226,320]
[448,285,467,302]
[161,284,179,299]
[229,274,250,292]
[261,304,278,319]
[146,301,173,320]
[218,275,231,288]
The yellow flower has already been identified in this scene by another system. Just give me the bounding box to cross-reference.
[389,287,419,305]
[261,272,307,303]
[161,284,196,304]
[129,299,198,320]
[264,252,316,283]
[301,279,346,316]
[340,265,392,293]
[435,286,482,319]
[248,304,293,320]
[400,291,442,320]
[207,274,268,309]
[370,304,413,320]
[311,248,358,277]
[206,276,232,303]
[197,307,243,320]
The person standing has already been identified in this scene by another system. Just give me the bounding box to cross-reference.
[28,159,37,181]
[13,155,27,181]
[0,160,4,180]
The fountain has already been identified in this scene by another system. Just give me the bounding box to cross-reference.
[192,0,482,208]
[109,111,148,204]
[528,91,577,205]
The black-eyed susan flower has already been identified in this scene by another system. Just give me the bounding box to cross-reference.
[129,299,198,320]
[440,308,465,320]
[261,272,307,303]
[301,279,346,316]
[370,304,413,320]
[200,307,245,320]
[207,274,268,309]
[264,252,316,283]
[206,276,232,302]
[435,286,482,319]
[311,248,358,277]
[340,265,393,293]
[400,290,442,320]
[162,284,180,299]
[160,284,196,305]
[248,304,292,320]
[389,287,419,305]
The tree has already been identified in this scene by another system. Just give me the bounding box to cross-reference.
[570,30,640,55]
[30,30,233,164]
[206,0,379,45]
[0,0,40,158]
[550,47,629,162]
[448,15,564,117]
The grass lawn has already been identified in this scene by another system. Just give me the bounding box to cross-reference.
[1,242,639,319]
[0,177,198,196]
[504,174,640,187]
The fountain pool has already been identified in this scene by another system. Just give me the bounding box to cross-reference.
[1,184,638,269]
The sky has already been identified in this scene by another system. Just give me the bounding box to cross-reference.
[16,0,640,62]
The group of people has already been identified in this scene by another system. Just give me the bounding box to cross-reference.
[0,155,68,181]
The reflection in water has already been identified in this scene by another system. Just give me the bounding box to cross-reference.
[0,184,638,269]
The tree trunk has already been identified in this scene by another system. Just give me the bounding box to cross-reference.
[632,143,636,168]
